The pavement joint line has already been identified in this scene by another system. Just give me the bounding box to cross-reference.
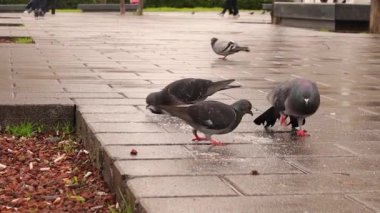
[316,81,331,87]
[333,144,361,156]
[219,175,246,196]
[101,142,257,146]
[358,107,380,116]
[136,194,241,199]
[232,191,380,196]
[345,194,378,213]
[325,114,346,123]
[281,158,311,174]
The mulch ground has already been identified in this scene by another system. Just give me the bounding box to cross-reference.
[0,133,117,212]
[0,37,14,43]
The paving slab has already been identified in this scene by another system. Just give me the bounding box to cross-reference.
[225,173,380,195]
[105,145,192,160]
[288,156,380,173]
[96,132,208,145]
[88,122,165,133]
[186,143,354,158]
[115,158,301,177]
[78,105,140,114]
[128,176,237,198]
[139,195,374,213]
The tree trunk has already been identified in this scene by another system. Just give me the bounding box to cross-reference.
[120,0,125,15]
[136,0,144,16]
[370,0,380,33]
[271,0,274,24]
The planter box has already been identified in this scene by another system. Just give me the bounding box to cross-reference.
[0,4,25,12]
[273,3,370,32]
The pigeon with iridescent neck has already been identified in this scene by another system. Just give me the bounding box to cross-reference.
[160,99,253,145]
[253,78,320,136]
[211,37,250,60]
[146,78,241,114]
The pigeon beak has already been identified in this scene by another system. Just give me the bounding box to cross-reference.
[146,105,163,114]
[146,105,155,111]
[247,111,253,116]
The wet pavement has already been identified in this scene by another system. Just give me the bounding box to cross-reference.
[0,11,380,212]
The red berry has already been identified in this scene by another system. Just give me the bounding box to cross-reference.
[130,149,138,156]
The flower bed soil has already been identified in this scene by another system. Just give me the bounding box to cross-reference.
[0,134,116,212]
[0,37,14,43]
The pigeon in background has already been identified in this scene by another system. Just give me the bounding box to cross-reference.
[253,78,320,136]
[211,37,250,60]
[160,99,253,145]
[146,78,241,114]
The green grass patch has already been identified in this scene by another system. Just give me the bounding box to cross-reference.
[54,121,74,137]
[68,195,85,203]
[3,121,74,138]
[14,37,34,44]
[144,7,222,12]
[6,122,35,137]
[56,9,81,13]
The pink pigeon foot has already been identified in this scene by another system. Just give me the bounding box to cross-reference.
[210,139,225,146]
[280,115,287,126]
[296,130,309,137]
[192,134,208,142]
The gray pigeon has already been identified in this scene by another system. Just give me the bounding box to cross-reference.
[253,78,320,136]
[146,78,241,114]
[211,37,250,60]
[160,99,253,145]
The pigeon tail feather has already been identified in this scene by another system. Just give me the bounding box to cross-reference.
[253,106,280,128]
[158,105,193,123]
[238,46,250,52]
[207,79,240,95]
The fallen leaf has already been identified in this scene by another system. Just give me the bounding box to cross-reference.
[0,163,6,170]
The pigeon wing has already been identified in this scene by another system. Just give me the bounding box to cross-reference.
[187,101,236,130]
[212,40,234,55]
[206,79,239,96]
[268,80,292,112]
[167,78,211,104]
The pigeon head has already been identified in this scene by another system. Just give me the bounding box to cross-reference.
[211,37,218,45]
[146,92,164,114]
[232,99,253,116]
[288,79,320,115]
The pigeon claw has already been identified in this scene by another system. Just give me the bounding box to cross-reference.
[296,130,309,137]
[280,115,287,126]
[192,136,207,142]
[210,139,224,146]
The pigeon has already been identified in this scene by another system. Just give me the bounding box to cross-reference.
[253,78,320,136]
[160,99,253,145]
[146,78,241,114]
[211,37,250,60]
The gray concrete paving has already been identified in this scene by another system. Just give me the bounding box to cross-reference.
[0,11,380,212]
